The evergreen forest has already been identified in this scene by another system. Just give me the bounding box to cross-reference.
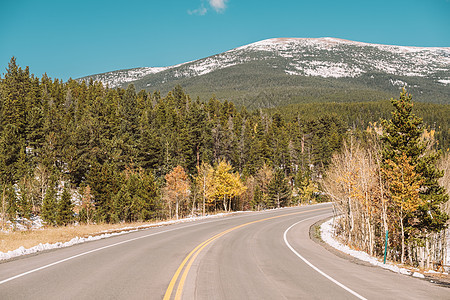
[0,58,346,226]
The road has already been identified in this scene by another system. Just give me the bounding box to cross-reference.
[0,204,448,299]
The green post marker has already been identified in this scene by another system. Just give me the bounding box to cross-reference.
[383,229,388,264]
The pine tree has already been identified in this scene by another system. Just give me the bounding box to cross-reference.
[137,170,160,220]
[382,89,424,163]
[117,84,140,169]
[0,57,29,136]
[17,177,32,219]
[382,89,448,254]
[3,184,18,223]
[268,168,292,208]
[413,153,449,233]
[0,57,31,186]
[111,167,159,223]
[56,185,74,226]
[88,163,121,223]
[42,183,57,226]
[0,125,23,185]
[252,185,263,210]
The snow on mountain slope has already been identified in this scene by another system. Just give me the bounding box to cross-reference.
[235,37,449,78]
[84,66,170,88]
[79,38,450,88]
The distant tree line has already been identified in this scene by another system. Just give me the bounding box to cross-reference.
[271,100,450,152]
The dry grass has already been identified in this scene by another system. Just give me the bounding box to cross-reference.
[0,220,167,253]
[0,211,242,254]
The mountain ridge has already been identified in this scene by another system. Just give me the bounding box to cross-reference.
[78,37,450,107]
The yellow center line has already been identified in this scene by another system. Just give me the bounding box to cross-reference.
[162,232,227,300]
[164,206,331,300]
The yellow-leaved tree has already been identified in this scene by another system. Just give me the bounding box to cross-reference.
[212,160,246,212]
[382,153,424,263]
[195,162,215,216]
[164,166,190,219]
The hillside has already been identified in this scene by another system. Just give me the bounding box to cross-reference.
[78,38,450,108]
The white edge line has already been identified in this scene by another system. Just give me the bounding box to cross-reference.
[283,216,367,300]
[0,225,185,285]
[0,204,333,286]
[0,214,248,285]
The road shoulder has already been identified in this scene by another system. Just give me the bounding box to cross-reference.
[310,217,450,288]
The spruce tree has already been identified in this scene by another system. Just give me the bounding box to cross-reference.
[42,184,57,226]
[252,185,263,210]
[0,57,31,186]
[56,185,74,226]
[382,89,448,241]
[17,178,32,219]
[4,184,18,222]
[382,89,424,163]
[267,168,291,208]
[88,162,121,223]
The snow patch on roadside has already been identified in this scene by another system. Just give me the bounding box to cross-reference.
[321,218,414,276]
[1,216,45,232]
[321,218,449,276]
[413,272,425,278]
[0,231,137,261]
[0,211,247,261]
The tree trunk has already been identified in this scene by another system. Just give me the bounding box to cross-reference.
[400,215,405,264]
[196,146,200,169]
[202,177,206,217]
[191,194,195,216]
[168,199,172,219]
[347,197,353,244]
[425,235,430,269]
[366,217,373,256]
[408,244,412,265]
[1,186,5,231]
[378,157,389,260]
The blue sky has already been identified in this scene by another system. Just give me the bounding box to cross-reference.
[1,0,449,80]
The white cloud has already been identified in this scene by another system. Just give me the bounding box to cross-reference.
[188,4,208,16]
[188,0,228,16]
[209,0,228,12]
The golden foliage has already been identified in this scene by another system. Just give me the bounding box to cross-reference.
[382,153,424,216]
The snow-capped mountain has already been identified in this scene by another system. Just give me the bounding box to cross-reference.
[79,38,450,106]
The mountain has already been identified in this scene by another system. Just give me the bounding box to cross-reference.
[78,38,450,108]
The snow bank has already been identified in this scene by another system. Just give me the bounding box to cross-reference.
[0,211,247,261]
[320,218,417,276]
[0,231,136,261]
[413,272,425,278]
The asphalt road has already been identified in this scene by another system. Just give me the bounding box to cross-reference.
[0,204,448,299]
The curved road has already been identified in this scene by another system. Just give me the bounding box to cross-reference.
[0,204,448,299]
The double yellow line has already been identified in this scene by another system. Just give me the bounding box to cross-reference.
[163,206,330,300]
